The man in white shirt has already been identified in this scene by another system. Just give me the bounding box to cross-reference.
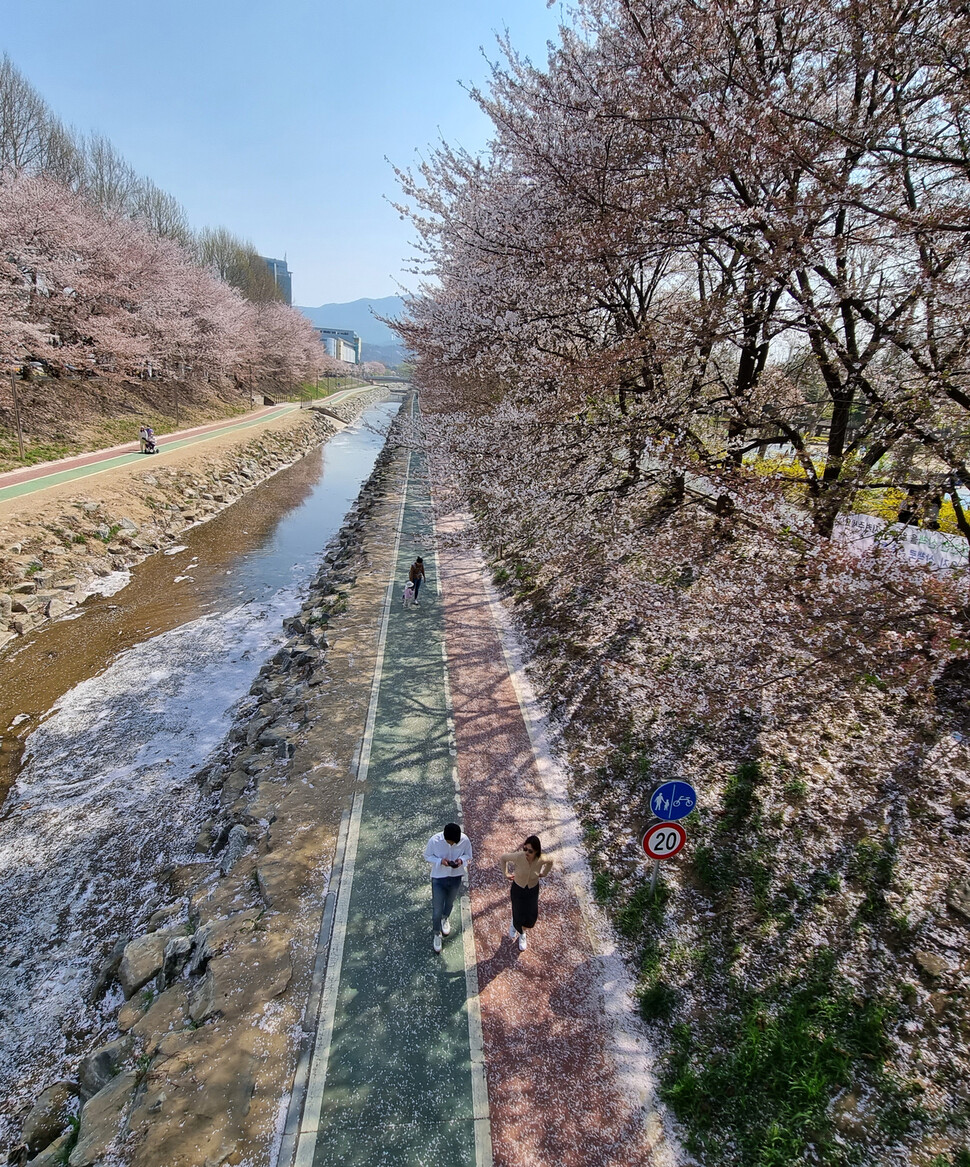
[423,822,472,953]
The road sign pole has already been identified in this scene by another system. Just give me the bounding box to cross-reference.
[9,371,25,460]
[649,858,660,897]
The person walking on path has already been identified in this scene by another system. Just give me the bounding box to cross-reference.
[408,556,426,605]
[500,835,553,951]
[424,822,472,953]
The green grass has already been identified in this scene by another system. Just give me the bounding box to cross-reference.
[54,1116,81,1165]
[0,433,74,472]
[662,953,893,1166]
[931,1152,970,1167]
[592,870,617,903]
[784,776,808,799]
[721,759,765,827]
[848,835,897,921]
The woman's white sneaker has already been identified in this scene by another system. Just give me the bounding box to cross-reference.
[518,932,528,951]
[433,933,442,953]
[441,918,451,936]
[508,920,517,940]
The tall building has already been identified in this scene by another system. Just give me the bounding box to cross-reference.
[261,256,292,305]
[315,327,361,364]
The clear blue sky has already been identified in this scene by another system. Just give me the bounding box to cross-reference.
[2,0,567,305]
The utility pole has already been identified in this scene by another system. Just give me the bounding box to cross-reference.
[9,370,25,460]
[176,360,184,427]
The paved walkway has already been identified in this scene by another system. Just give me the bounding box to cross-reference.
[0,386,369,503]
[279,431,669,1165]
[288,449,488,1166]
[439,524,665,1166]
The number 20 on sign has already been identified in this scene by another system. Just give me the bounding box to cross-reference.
[642,821,687,861]
[642,821,687,897]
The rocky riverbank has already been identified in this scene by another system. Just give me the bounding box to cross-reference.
[4,404,411,1166]
[0,393,388,653]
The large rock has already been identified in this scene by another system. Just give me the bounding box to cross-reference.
[78,1036,134,1101]
[25,1132,71,1167]
[126,1048,256,1167]
[20,1082,77,1153]
[45,596,73,620]
[118,929,181,998]
[89,936,129,1002]
[11,594,45,614]
[219,824,250,875]
[68,1070,138,1167]
[162,934,194,984]
[189,935,291,1024]
[131,983,190,1053]
[914,950,952,980]
[947,879,970,922]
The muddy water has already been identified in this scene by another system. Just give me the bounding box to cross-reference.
[0,399,398,1130]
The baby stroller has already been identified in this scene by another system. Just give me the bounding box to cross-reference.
[402,580,415,608]
[143,426,159,454]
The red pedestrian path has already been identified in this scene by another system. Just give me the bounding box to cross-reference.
[438,516,674,1167]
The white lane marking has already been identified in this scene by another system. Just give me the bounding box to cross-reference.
[275,807,351,1167]
[295,790,365,1154]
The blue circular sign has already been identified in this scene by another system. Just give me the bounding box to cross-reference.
[649,780,697,822]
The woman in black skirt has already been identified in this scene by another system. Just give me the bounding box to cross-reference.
[499,834,553,951]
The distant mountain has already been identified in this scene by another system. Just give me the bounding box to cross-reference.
[297,296,409,367]
[297,296,405,348]
[360,341,407,367]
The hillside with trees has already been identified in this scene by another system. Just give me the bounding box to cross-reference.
[0,56,338,465]
[394,0,970,1163]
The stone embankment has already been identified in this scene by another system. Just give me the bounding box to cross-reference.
[6,404,409,1166]
[0,393,386,652]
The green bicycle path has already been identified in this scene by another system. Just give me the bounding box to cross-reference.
[0,406,299,503]
[301,452,482,1166]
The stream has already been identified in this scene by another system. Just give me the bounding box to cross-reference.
[0,397,399,1132]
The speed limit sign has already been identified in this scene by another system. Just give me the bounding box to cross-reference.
[642,821,687,861]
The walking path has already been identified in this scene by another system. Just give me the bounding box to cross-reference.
[285,449,489,1167]
[279,430,672,1165]
[0,386,368,503]
[438,523,668,1166]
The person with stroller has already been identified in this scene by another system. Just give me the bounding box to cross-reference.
[143,425,159,454]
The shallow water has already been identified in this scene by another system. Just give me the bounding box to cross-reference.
[0,399,398,1130]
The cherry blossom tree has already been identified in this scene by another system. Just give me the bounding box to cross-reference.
[393,0,970,734]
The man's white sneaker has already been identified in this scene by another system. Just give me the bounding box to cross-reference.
[518,931,528,951]
[441,918,451,936]
[433,933,442,953]
[508,920,517,941]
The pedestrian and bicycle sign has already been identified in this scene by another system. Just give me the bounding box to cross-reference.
[642,780,697,895]
[642,821,687,860]
[649,780,697,822]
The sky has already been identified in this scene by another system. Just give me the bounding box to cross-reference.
[1,0,568,306]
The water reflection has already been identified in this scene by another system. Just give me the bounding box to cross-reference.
[0,400,398,805]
